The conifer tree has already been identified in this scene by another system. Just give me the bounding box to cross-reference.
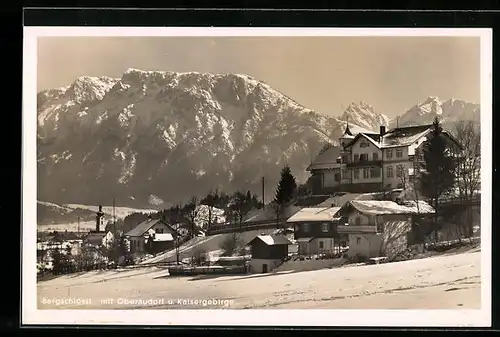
[419,116,457,240]
[273,165,297,228]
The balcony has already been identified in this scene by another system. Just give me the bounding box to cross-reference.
[337,225,378,234]
[346,159,383,167]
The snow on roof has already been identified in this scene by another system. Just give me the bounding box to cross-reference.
[349,200,434,215]
[125,218,177,237]
[296,237,314,243]
[381,126,431,147]
[344,125,441,149]
[248,235,292,246]
[153,233,174,242]
[344,132,383,149]
[287,207,341,223]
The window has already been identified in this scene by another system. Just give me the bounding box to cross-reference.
[319,241,324,249]
[397,183,403,188]
[386,149,393,159]
[356,237,361,245]
[302,223,310,232]
[155,228,164,234]
[387,166,394,178]
[342,169,349,179]
[373,152,379,161]
[321,223,329,232]
[334,173,341,182]
[353,154,360,162]
[336,157,341,164]
[396,164,404,177]
[370,167,380,178]
[360,153,368,162]
[353,168,360,179]
[396,148,403,158]
[355,216,361,225]
[363,168,369,178]
[341,155,348,163]
[360,141,370,148]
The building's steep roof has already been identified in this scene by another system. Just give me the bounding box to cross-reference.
[247,234,292,246]
[306,145,341,171]
[381,125,432,147]
[84,231,107,246]
[346,200,434,215]
[287,206,341,223]
[344,132,383,149]
[125,218,178,237]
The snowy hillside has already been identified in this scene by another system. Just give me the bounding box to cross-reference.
[37,200,158,227]
[63,203,158,219]
[391,96,480,128]
[37,69,366,207]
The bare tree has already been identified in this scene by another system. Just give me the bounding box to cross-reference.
[201,189,220,231]
[453,121,481,238]
[182,197,200,239]
[378,219,413,260]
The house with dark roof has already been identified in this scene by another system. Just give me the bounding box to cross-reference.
[307,123,463,195]
[287,206,345,256]
[337,199,434,260]
[125,218,179,254]
[246,234,292,273]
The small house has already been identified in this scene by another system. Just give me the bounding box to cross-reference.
[287,206,345,256]
[83,231,107,248]
[246,234,292,273]
[125,218,179,254]
[144,232,175,254]
[337,199,434,260]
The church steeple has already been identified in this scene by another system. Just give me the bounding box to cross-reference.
[340,115,355,148]
[344,115,353,136]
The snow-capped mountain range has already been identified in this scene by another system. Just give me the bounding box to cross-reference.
[389,96,480,128]
[37,68,480,208]
[339,101,391,132]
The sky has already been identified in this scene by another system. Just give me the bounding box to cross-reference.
[37,36,480,118]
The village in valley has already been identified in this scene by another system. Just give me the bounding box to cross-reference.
[37,116,481,309]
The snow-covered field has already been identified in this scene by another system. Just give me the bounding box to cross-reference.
[64,204,158,219]
[37,221,96,233]
[37,250,480,310]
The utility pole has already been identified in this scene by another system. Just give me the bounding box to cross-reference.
[262,176,265,209]
[77,216,80,234]
[176,235,180,265]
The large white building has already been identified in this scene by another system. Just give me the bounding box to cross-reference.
[306,123,461,195]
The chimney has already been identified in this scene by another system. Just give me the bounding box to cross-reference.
[380,125,386,137]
